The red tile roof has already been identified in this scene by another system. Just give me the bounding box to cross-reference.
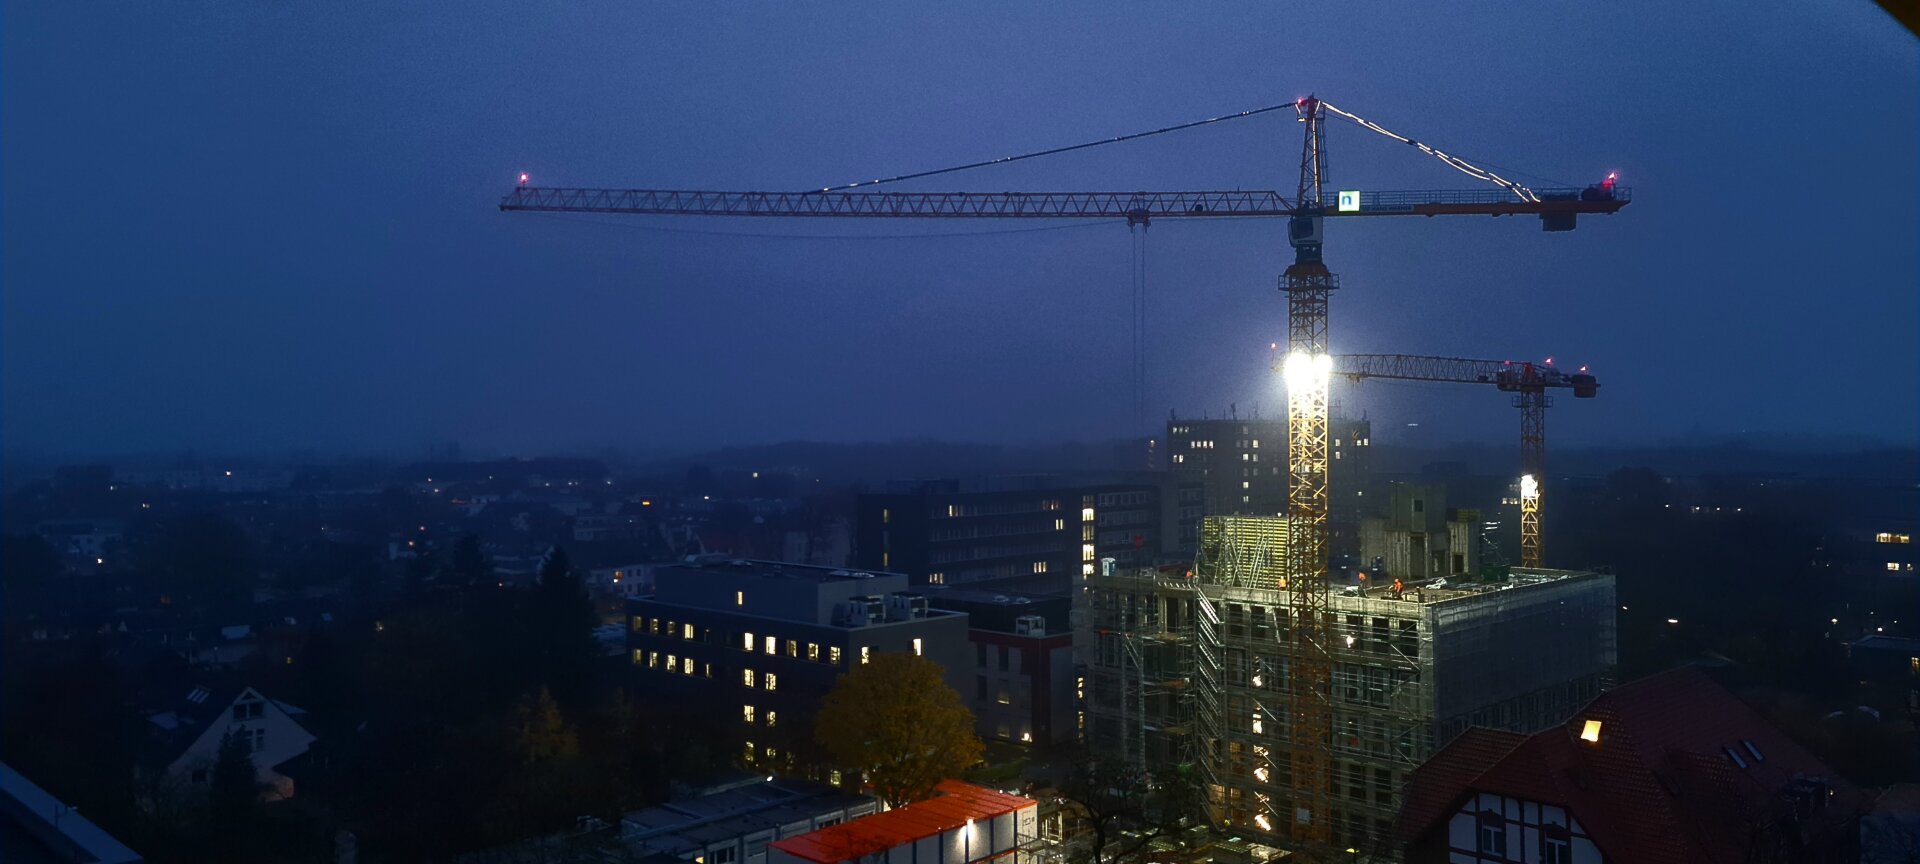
[770,781,1034,864]
[1398,667,1866,864]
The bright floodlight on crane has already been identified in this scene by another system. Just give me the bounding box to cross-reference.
[1520,473,1541,500]
[1283,350,1333,393]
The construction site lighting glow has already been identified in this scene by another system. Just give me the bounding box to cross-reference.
[1283,350,1332,392]
[1520,474,1540,500]
[1580,719,1602,742]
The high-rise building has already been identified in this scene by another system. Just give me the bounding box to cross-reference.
[1078,516,1615,856]
[626,557,972,772]
[853,477,1197,589]
[1167,419,1289,518]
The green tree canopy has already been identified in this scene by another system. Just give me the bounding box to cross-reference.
[814,652,982,807]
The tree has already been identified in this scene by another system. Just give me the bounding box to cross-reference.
[450,533,493,586]
[814,653,983,807]
[209,728,260,825]
[1056,758,1202,864]
[514,686,579,764]
[526,546,598,702]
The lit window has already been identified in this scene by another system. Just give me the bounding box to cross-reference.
[1910,656,1918,675]
[1082,544,1095,562]
[736,590,745,606]
[743,704,756,724]
[647,651,658,669]
[882,508,890,524]
[1891,563,1902,572]
[829,646,842,665]
[808,643,821,661]
[786,640,798,657]
[743,669,755,688]
[742,632,754,650]
[860,647,871,665]
[997,690,1011,705]
[630,616,644,632]
[1032,561,1048,574]
[632,649,645,666]
[766,710,778,728]
[744,741,755,763]
[683,623,694,640]
[649,618,660,635]
[765,673,777,691]
[1580,719,1602,743]
[913,638,923,656]
[764,636,776,655]
[1081,508,1095,523]
[1878,532,1894,543]
[665,654,677,672]
[830,770,843,786]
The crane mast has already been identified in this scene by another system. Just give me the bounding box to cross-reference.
[1332,353,1600,569]
[1279,96,1335,844]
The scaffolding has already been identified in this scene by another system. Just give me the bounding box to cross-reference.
[1077,518,1616,859]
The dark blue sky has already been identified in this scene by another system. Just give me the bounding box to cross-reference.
[5,3,1915,459]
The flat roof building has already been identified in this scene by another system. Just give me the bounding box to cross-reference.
[1080,516,1616,856]
[854,477,1198,590]
[620,775,879,864]
[627,557,972,773]
[769,781,1038,864]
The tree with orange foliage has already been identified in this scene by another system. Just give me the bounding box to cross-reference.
[815,652,983,807]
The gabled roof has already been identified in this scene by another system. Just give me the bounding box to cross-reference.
[1399,667,1866,864]
[770,781,1032,864]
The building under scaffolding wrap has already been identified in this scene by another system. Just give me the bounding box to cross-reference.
[1077,516,1615,858]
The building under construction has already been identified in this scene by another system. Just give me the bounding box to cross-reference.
[1077,516,1615,856]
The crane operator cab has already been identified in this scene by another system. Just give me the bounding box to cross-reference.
[1580,173,1619,202]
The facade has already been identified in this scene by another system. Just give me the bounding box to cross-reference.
[1397,667,1865,864]
[626,558,972,771]
[619,775,878,864]
[1167,419,1288,518]
[923,588,1076,748]
[1079,516,1615,856]
[143,683,317,802]
[853,478,1195,589]
[769,781,1040,864]
[1329,416,1375,558]
[1359,484,1482,582]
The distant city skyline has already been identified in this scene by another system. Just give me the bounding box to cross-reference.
[5,3,1915,457]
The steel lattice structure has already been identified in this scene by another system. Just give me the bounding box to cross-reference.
[1332,354,1599,569]
[499,94,1630,857]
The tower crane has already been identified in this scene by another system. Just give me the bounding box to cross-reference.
[1332,354,1599,568]
[499,95,1629,850]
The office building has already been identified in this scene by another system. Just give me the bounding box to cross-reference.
[922,587,1076,749]
[627,558,971,771]
[853,478,1196,590]
[1079,516,1615,855]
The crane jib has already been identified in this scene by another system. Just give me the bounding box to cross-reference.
[499,187,1629,219]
